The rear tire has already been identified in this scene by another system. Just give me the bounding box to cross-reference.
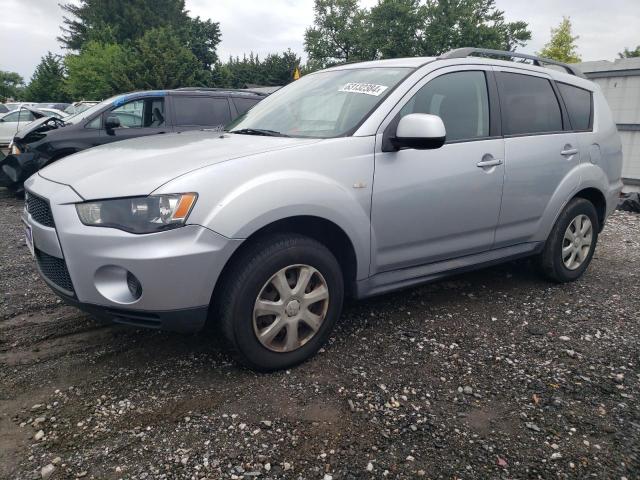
[215,233,344,371]
[538,198,599,283]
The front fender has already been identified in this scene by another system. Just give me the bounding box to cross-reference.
[206,171,371,279]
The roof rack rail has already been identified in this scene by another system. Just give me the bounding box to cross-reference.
[175,87,267,96]
[439,48,586,78]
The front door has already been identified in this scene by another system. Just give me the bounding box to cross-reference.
[371,67,505,274]
[100,96,168,144]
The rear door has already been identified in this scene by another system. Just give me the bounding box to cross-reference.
[172,95,232,132]
[493,68,579,247]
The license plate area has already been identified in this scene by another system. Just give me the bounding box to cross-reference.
[23,220,35,256]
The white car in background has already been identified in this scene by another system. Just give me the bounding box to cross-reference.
[0,107,67,154]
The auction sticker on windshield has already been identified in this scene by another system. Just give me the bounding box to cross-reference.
[339,83,389,96]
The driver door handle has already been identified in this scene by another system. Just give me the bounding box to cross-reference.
[477,156,503,168]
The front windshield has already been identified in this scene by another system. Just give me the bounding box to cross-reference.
[65,98,115,124]
[227,67,411,138]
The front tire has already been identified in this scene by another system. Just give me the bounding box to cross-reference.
[538,198,599,283]
[216,233,344,371]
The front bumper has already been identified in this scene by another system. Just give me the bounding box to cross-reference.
[23,173,242,332]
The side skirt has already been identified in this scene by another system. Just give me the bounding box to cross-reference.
[356,242,543,299]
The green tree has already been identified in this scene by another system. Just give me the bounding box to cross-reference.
[64,42,132,99]
[538,17,581,63]
[58,0,188,50]
[0,71,25,101]
[304,0,371,68]
[366,0,423,59]
[619,46,640,58]
[420,0,531,55]
[304,0,531,66]
[58,0,221,74]
[24,53,70,102]
[124,27,203,90]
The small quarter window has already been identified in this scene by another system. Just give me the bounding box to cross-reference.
[497,72,563,136]
[558,82,592,131]
[233,98,260,116]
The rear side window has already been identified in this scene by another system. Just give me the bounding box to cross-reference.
[497,72,562,136]
[233,97,260,116]
[175,97,231,127]
[399,71,490,142]
[558,82,592,131]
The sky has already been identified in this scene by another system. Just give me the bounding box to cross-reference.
[1,0,638,82]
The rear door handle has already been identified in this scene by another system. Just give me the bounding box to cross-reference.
[561,146,578,156]
[477,157,503,168]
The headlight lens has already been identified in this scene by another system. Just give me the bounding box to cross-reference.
[11,144,21,155]
[76,193,197,234]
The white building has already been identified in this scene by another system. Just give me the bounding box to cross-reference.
[578,58,640,191]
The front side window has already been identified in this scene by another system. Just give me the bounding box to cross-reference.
[558,82,592,131]
[497,72,562,136]
[108,98,165,128]
[175,97,231,127]
[399,71,490,142]
[227,67,411,138]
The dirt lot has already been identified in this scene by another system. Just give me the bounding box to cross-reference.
[1,187,639,480]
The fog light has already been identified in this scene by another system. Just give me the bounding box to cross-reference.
[94,265,143,304]
[126,271,143,300]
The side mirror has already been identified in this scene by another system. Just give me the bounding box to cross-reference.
[393,113,446,150]
[105,115,121,131]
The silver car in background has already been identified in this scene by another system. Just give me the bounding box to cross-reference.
[22,48,623,371]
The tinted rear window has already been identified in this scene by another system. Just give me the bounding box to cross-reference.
[558,82,592,131]
[497,72,563,136]
[175,97,231,127]
[233,97,260,116]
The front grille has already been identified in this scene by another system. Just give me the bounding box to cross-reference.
[26,193,55,228]
[35,249,74,293]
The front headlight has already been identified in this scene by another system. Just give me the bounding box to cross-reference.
[76,193,197,234]
[11,144,22,155]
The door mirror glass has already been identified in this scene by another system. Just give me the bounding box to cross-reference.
[105,115,121,130]
[394,113,446,150]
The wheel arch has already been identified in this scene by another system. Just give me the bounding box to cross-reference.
[213,215,360,302]
[572,187,606,231]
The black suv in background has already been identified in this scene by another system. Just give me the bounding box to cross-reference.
[0,88,265,194]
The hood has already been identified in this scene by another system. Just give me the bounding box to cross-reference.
[39,130,320,199]
[13,116,62,142]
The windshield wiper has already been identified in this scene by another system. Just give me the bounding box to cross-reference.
[229,128,289,137]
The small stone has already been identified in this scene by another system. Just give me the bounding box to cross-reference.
[406,455,415,462]
[566,349,576,357]
[463,386,473,395]
[76,471,87,478]
[264,463,271,472]
[366,462,374,472]
[417,470,426,476]
[323,475,333,480]
[34,430,45,441]
[33,416,46,425]
[559,336,571,341]
[283,462,291,471]
[550,452,562,460]
[31,404,44,411]
[41,464,55,479]
[525,422,540,432]
[51,457,61,465]
[260,420,272,428]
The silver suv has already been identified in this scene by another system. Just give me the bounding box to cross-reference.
[22,49,623,371]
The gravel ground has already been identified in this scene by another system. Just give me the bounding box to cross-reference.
[1,187,639,480]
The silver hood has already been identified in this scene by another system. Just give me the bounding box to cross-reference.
[38,130,319,200]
